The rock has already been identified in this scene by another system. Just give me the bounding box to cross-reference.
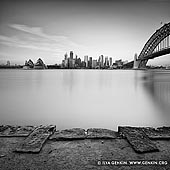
[15,125,56,153]
[142,127,170,139]
[118,126,159,153]
[49,128,86,140]
[87,128,120,139]
[0,125,36,137]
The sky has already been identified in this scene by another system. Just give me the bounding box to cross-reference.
[0,0,170,65]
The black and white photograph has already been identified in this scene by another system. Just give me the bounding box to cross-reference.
[0,0,170,169]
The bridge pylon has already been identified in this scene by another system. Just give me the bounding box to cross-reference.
[133,53,140,69]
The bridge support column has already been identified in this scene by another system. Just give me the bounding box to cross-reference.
[133,53,140,69]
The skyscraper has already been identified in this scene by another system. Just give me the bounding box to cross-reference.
[105,56,109,66]
[84,55,88,68]
[64,53,68,60]
[109,57,112,67]
[89,57,92,68]
[99,55,104,68]
[92,60,97,68]
[70,51,73,59]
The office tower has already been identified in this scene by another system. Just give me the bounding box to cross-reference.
[109,57,112,67]
[65,58,69,68]
[99,55,104,68]
[70,51,73,59]
[89,57,92,68]
[84,55,88,68]
[64,53,68,60]
[105,56,109,66]
[92,60,97,68]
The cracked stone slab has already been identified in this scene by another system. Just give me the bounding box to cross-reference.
[118,126,159,153]
[142,127,170,139]
[15,125,56,153]
[87,128,121,139]
[0,125,36,137]
[49,128,86,140]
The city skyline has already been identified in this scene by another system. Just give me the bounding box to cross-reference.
[0,0,170,65]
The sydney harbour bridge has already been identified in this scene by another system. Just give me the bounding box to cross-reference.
[124,22,170,69]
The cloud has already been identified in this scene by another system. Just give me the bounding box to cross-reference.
[0,24,86,56]
[0,34,63,52]
[9,24,85,49]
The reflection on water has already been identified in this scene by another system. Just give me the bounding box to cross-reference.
[141,70,170,116]
[0,69,170,130]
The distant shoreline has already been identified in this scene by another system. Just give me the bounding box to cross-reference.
[0,65,169,70]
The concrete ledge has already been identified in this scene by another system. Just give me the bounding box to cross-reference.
[118,126,159,153]
[86,128,121,139]
[0,125,170,154]
[142,127,170,139]
[0,125,36,137]
[49,128,86,140]
[15,125,56,153]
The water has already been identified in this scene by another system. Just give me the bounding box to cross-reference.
[0,69,170,130]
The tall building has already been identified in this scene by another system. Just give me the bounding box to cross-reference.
[84,55,88,68]
[89,57,92,68]
[92,60,97,68]
[99,55,104,68]
[105,56,109,66]
[70,51,73,59]
[109,57,112,67]
[64,58,69,68]
[64,53,68,60]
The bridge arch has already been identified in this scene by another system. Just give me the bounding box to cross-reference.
[133,22,170,68]
[139,22,170,59]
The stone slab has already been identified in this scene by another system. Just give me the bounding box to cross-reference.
[0,125,36,137]
[15,125,56,153]
[118,126,159,153]
[142,127,170,139]
[87,128,121,139]
[49,128,86,140]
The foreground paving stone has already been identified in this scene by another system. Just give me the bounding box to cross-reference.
[49,128,86,140]
[142,127,170,139]
[87,128,121,139]
[0,125,36,137]
[118,126,159,153]
[15,125,56,153]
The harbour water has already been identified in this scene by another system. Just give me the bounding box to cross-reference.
[0,69,170,130]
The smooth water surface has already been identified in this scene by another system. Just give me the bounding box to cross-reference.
[0,69,170,130]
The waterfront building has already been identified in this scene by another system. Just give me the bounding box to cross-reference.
[112,63,118,69]
[84,55,88,68]
[64,58,69,68]
[109,57,112,67]
[99,55,104,68]
[104,56,109,67]
[115,59,123,68]
[23,59,34,69]
[89,57,92,69]
[6,61,10,66]
[34,58,47,69]
[72,59,75,68]
[76,58,82,68]
[92,59,97,68]
[81,61,86,68]
[70,51,73,59]
[69,58,73,68]
[64,53,68,60]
